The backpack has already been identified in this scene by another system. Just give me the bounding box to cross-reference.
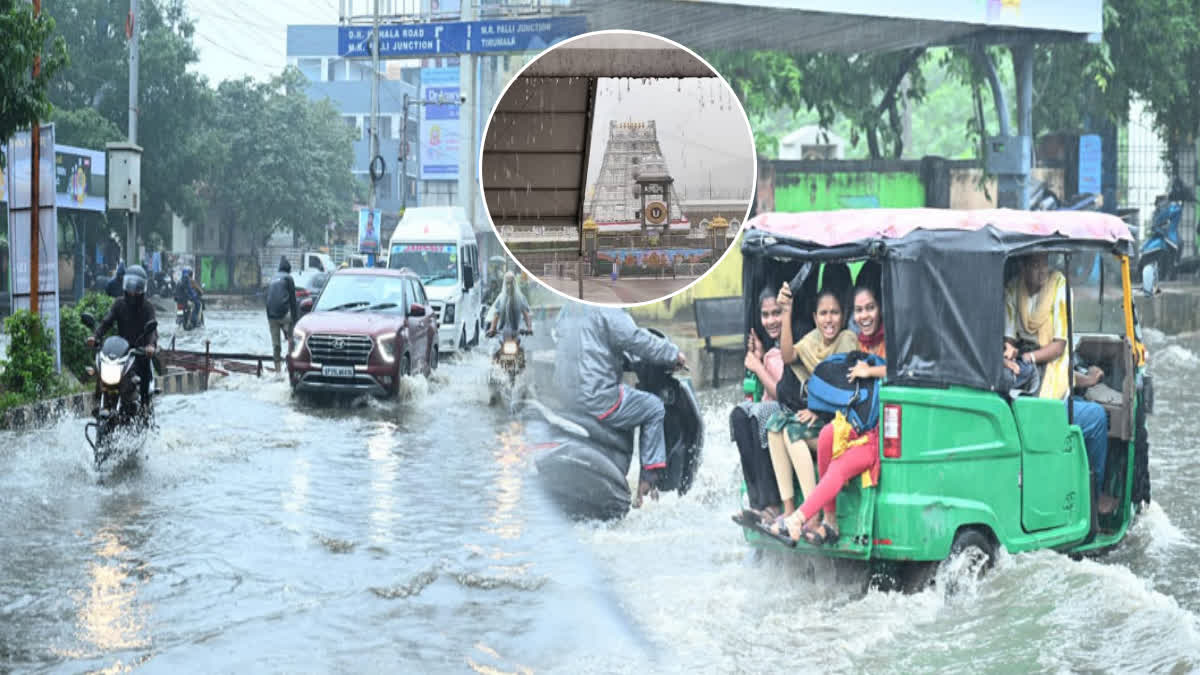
[805,350,886,433]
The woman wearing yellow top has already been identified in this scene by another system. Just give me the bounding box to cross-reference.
[762,282,858,526]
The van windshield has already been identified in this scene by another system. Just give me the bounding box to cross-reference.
[388,243,458,285]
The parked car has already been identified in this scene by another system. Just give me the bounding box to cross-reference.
[295,270,331,303]
[287,267,437,399]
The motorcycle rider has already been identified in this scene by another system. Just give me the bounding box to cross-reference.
[175,267,204,327]
[265,255,299,372]
[105,261,126,298]
[485,271,532,339]
[553,306,687,507]
[88,264,158,413]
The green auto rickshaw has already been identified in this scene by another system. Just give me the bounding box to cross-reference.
[736,208,1152,589]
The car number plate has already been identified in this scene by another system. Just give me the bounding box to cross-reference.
[322,365,355,378]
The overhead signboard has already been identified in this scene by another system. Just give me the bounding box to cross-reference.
[337,16,586,58]
[7,125,62,371]
[676,0,1102,35]
[473,16,588,53]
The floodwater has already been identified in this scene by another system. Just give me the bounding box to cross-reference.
[2,311,1198,673]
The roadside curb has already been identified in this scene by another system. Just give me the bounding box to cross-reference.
[0,367,208,431]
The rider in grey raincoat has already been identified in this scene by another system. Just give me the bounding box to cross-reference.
[486,271,532,338]
[553,305,687,506]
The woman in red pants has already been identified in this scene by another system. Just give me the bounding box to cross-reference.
[774,283,886,546]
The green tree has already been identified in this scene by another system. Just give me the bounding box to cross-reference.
[45,0,213,244]
[0,0,68,164]
[205,68,356,277]
[707,48,930,160]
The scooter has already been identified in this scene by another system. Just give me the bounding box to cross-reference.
[523,332,704,521]
[1139,181,1193,295]
[80,314,159,467]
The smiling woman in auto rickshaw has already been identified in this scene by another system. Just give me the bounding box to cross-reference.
[733,208,1150,584]
[772,283,889,545]
[762,281,858,528]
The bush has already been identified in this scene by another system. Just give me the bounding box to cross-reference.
[0,310,57,402]
[60,292,114,380]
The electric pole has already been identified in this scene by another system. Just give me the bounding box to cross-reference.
[29,0,42,314]
[127,0,139,266]
[366,0,381,266]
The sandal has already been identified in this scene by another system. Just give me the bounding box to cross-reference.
[799,522,840,547]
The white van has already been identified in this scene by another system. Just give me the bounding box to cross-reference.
[387,206,482,354]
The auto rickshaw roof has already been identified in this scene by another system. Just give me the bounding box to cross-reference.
[743,208,1133,257]
[739,208,1134,393]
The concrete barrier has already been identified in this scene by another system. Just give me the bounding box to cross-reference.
[0,367,208,430]
[1138,285,1200,335]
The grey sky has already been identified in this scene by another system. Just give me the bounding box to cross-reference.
[586,77,756,200]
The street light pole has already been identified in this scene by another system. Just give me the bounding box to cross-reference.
[127,0,139,266]
[30,0,42,314]
[401,92,409,210]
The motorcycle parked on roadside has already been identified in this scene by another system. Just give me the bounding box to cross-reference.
[152,270,174,299]
[1139,181,1194,296]
[80,314,159,467]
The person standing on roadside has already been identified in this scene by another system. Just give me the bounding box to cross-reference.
[266,256,299,372]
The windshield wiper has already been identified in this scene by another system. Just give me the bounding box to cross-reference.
[422,272,457,282]
[360,302,398,311]
[324,301,369,311]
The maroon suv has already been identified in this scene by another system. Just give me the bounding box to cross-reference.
[287,267,437,398]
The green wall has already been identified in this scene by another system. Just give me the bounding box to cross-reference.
[774,170,926,212]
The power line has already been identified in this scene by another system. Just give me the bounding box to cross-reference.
[194,30,280,71]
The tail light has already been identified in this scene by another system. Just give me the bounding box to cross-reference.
[296,288,311,299]
[882,404,902,458]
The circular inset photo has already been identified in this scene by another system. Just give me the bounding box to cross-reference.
[480,29,756,306]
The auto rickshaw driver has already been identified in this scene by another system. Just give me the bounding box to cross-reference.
[1004,253,1117,514]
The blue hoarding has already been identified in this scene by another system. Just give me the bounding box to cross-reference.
[337,16,585,58]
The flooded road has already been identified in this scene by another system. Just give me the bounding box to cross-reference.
[2,312,1199,673]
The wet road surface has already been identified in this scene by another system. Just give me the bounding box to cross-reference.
[2,312,1198,673]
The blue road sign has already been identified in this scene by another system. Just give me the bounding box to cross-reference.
[337,16,586,58]
[339,23,468,58]
[471,16,588,53]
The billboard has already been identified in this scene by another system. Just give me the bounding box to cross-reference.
[7,125,62,371]
[358,208,381,255]
[420,66,461,180]
[1,142,106,212]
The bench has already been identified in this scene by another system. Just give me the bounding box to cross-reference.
[693,296,745,388]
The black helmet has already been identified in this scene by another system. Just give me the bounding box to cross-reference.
[123,264,148,295]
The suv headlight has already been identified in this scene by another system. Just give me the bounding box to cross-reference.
[376,334,395,363]
[442,303,455,325]
[290,329,307,359]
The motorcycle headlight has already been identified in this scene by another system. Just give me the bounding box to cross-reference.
[100,359,124,386]
[442,303,455,325]
[502,340,518,356]
[290,329,307,359]
[376,334,395,363]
